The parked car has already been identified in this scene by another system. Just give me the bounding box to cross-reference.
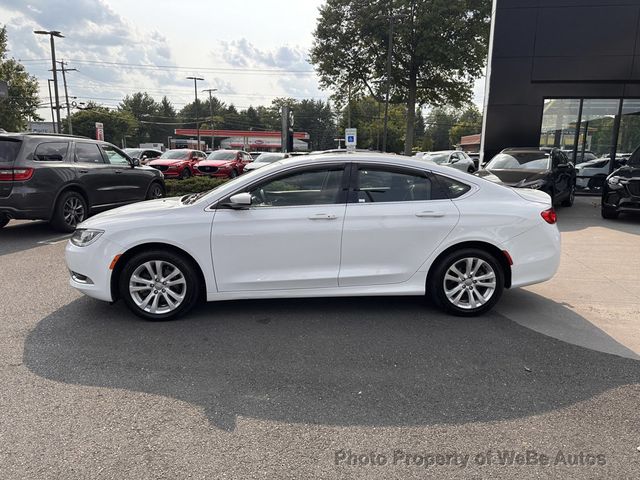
[249,151,262,160]
[65,152,561,321]
[147,149,206,179]
[601,146,640,219]
[475,148,576,207]
[467,152,481,170]
[0,133,165,232]
[561,149,597,165]
[124,148,163,165]
[194,150,253,178]
[575,156,629,193]
[418,151,476,173]
[243,152,289,172]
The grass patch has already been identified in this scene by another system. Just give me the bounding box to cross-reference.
[165,176,227,197]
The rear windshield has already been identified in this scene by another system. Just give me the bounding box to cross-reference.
[0,139,22,164]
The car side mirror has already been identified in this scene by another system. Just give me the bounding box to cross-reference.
[131,158,140,167]
[450,157,459,164]
[222,192,252,209]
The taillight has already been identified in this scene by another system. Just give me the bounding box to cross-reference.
[541,208,557,224]
[0,167,34,182]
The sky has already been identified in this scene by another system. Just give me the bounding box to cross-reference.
[0,0,486,123]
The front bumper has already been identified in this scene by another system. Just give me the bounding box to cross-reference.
[65,237,124,302]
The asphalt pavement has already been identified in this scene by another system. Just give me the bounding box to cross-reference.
[1,204,639,479]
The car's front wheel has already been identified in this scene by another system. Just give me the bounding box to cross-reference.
[51,191,88,232]
[601,205,619,220]
[429,249,505,317]
[180,168,192,180]
[146,182,165,200]
[561,184,575,207]
[0,213,9,229]
[119,250,201,321]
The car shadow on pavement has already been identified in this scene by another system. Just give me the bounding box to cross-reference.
[23,295,640,431]
[0,221,68,256]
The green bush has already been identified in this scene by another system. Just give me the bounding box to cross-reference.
[164,176,227,197]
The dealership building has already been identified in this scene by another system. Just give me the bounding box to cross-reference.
[173,129,310,152]
[482,0,640,176]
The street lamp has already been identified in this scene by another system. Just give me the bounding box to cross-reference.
[34,30,64,133]
[202,88,218,150]
[187,76,204,149]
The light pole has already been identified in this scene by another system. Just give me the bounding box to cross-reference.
[34,30,64,133]
[47,79,56,133]
[186,76,204,149]
[382,15,395,153]
[202,88,217,150]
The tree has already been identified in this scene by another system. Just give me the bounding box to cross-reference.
[310,0,491,155]
[119,92,161,145]
[67,106,136,145]
[424,107,458,151]
[449,105,482,147]
[0,25,42,131]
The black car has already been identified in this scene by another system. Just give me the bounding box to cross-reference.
[0,133,165,232]
[601,146,640,219]
[475,148,576,207]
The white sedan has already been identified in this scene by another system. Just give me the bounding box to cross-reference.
[415,151,476,173]
[65,153,561,321]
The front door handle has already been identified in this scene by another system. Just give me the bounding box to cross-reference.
[114,170,123,174]
[415,211,445,218]
[78,169,89,174]
[308,213,338,220]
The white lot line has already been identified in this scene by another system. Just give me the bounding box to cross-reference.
[37,234,71,245]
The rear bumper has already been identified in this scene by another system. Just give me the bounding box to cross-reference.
[0,186,52,220]
[500,223,561,289]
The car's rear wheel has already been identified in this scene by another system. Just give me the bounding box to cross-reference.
[0,213,9,229]
[51,191,88,232]
[429,249,504,317]
[601,205,619,220]
[561,184,575,207]
[146,182,165,200]
[119,250,200,321]
[180,168,192,180]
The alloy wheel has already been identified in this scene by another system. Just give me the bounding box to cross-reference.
[443,257,497,310]
[63,197,86,228]
[129,261,187,315]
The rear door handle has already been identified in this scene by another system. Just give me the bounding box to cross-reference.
[308,213,338,220]
[78,169,89,174]
[415,211,445,218]
[114,170,123,174]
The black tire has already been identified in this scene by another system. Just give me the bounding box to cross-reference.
[146,182,165,200]
[467,166,475,174]
[601,206,619,220]
[50,190,88,233]
[180,168,192,180]
[428,248,505,317]
[119,249,200,321]
[0,214,9,229]
[229,169,238,179]
[561,184,575,207]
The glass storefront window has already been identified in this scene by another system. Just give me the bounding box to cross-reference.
[540,99,580,152]
[617,100,640,161]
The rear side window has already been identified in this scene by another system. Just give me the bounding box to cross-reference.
[355,166,447,203]
[434,174,471,199]
[0,139,21,164]
[34,142,68,161]
[75,143,104,164]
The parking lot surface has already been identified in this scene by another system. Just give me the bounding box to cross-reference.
[1,197,639,479]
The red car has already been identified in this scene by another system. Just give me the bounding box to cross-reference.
[148,149,207,179]
[194,150,253,178]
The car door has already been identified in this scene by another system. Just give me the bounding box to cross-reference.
[74,141,116,207]
[101,144,148,202]
[339,164,460,287]
[211,163,348,291]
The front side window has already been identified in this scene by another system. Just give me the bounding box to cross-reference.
[355,166,442,203]
[248,166,344,207]
[34,142,68,161]
[75,143,104,164]
[102,145,130,166]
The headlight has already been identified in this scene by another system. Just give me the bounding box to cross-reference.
[607,176,624,189]
[70,229,104,247]
[524,180,546,190]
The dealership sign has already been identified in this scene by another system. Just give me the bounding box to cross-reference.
[95,122,104,141]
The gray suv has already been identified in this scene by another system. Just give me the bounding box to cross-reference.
[0,133,165,232]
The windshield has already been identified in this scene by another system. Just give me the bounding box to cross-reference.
[423,153,450,164]
[160,150,190,159]
[487,152,551,170]
[255,153,285,163]
[207,151,237,160]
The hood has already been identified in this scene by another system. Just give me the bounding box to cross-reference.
[244,162,267,170]
[78,197,185,229]
[148,158,186,166]
[611,164,640,179]
[476,169,549,186]
[197,159,234,167]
